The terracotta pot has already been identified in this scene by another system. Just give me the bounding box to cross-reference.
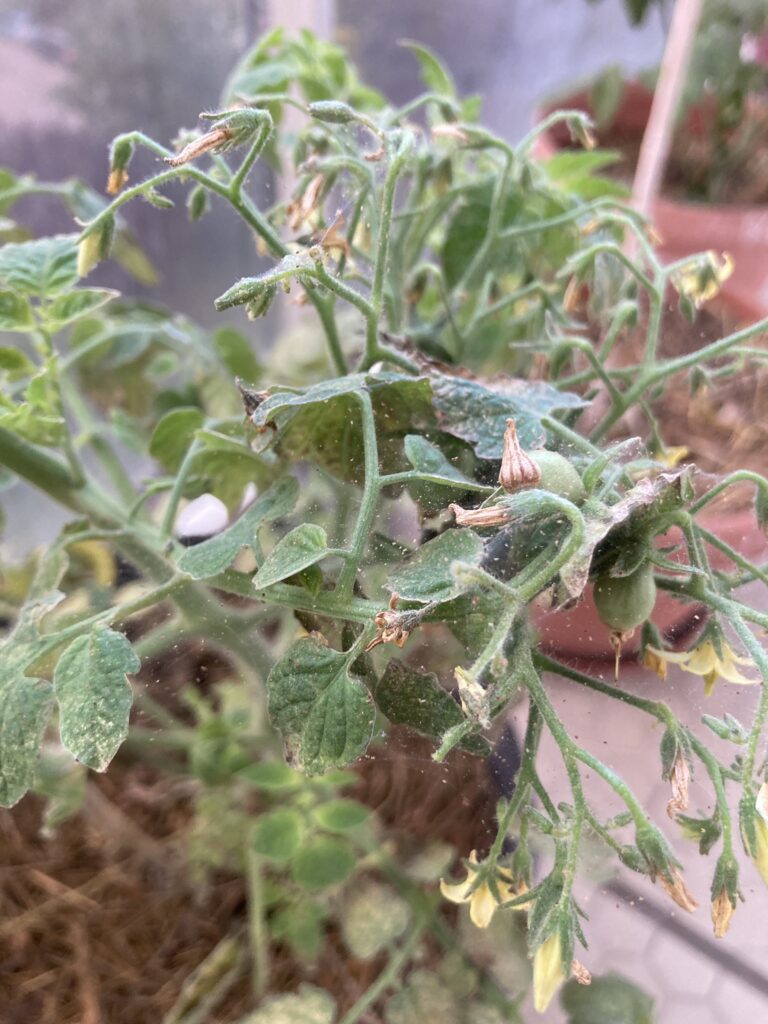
[536,82,768,323]
[531,508,767,663]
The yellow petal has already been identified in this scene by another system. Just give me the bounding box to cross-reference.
[684,642,719,676]
[469,884,498,928]
[533,933,565,1013]
[439,876,473,905]
[716,657,758,686]
[703,669,718,697]
[645,646,690,666]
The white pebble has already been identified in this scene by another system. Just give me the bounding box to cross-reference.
[175,493,229,539]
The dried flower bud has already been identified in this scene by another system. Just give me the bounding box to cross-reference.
[499,419,541,493]
[666,750,691,819]
[659,867,699,913]
[107,135,134,194]
[165,109,270,167]
[165,125,233,167]
[286,173,325,230]
[450,502,512,527]
[431,123,469,142]
[365,609,412,652]
[711,887,735,938]
[642,645,668,681]
[455,666,491,729]
[571,960,592,986]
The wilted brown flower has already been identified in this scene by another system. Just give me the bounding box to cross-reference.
[666,750,691,819]
[106,168,129,195]
[711,887,735,938]
[499,418,541,493]
[659,868,699,913]
[165,126,233,167]
[450,503,512,527]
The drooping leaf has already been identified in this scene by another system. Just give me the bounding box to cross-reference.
[385,529,484,603]
[291,834,356,889]
[341,880,411,959]
[267,636,375,774]
[53,627,140,771]
[44,288,118,328]
[0,673,52,806]
[374,660,489,756]
[0,560,69,806]
[0,235,79,296]
[252,523,329,591]
[178,477,298,579]
[560,469,689,603]
[0,290,34,331]
[430,371,585,457]
[149,407,205,472]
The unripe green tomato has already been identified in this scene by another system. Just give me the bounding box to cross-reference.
[531,451,586,505]
[593,562,656,633]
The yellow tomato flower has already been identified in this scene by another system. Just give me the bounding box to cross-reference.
[533,933,566,1013]
[644,640,757,696]
[439,851,519,928]
[671,251,734,307]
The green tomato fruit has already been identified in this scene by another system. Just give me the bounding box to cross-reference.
[593,561,656,633]
[532,451,586,504]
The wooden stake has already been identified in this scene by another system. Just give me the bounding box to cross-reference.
[632,0,703,219]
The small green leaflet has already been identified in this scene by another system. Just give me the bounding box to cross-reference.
[213,326,262,381]
[149,407,205,472]
[177,477,298,579]
[252,523,329,590]
[401,40,456,97]
[250,807,303,863]
[0,235,79,297]
[404,434,483,489]
[267,635,375,774]
[54,627,140,772]
[0,289,34,332]
[292,834,357,889]
[44,288,118,329]
[385,528,484,603]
